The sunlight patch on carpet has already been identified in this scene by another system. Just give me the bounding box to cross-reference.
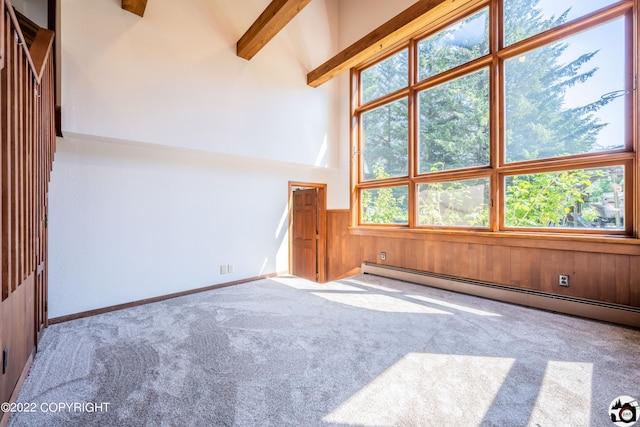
[271,276,367,292]
[323,353,515,425]
[407,295,502,316]
[311,293,453,314]
[340,278,403,293]
[528,361,593,426]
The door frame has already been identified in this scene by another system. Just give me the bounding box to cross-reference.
[288,182,327,283]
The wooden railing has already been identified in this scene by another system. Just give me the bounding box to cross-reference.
[0,0,56,420]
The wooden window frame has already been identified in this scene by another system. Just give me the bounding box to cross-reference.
[351,0,638,239]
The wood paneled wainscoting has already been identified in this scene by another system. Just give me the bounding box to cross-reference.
[0,1,56,424]
[326,211,640,326]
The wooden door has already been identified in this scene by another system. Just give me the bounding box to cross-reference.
[292,188,318,281]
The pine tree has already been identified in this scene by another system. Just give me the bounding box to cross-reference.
[417,9,490,173]
[361,50,409,181]
[360,0,621,227]
[504,7,610,162]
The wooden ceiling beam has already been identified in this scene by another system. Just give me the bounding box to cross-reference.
[307,0,483,87]
[122,0,148,17]
[237,0,312,60]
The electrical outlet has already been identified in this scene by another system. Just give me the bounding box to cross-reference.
[381,252,386,261]
[220,265,227,275]
[227,264,233,274]
[559,274,569,287]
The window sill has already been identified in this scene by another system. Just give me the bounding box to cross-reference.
[348,226,640,255]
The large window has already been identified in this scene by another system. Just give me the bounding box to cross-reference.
[354,0,634,235]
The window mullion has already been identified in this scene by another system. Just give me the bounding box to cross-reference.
[490,0,501,231]
[408,40,417,228]
[350,68,360,228]
[353,0,635,235]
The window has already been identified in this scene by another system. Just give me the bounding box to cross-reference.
[361,49,408,104]
[417,8,489,81]
[503,0,619,46]
[504,165,626,229]
[361,186,409,225]
[361,97,408,181]
[504,17,626,163]
[418,68,490,174]
[353,0,635,235]
[418,178,490,227]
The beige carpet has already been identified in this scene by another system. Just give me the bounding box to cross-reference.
[7,274,640,426]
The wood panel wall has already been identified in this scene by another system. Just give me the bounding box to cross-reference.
[326,210,640,308]
[0,1,55,419]
[326,210,361,280]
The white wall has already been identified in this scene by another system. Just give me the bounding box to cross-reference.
[49,0,415,317]
[12,0,48,28]
[61,0,338,167]
[48,135,333,317]
[338,0,416,48]
[49,0,342,317]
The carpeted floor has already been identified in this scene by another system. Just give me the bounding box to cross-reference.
[6,274,640,426]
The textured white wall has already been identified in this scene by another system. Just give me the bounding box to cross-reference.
[48,136,334,318]
[338,0,416,49]
[49,0,344,317]
[61,0,338,167]
[11,0,48,28]
[50,0,412,317]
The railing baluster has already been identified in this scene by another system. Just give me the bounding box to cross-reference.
[0,2,56,412]
[2,11,14,297]
[18,43,24,283]
[1,10,8,301]
[0,1,56,312]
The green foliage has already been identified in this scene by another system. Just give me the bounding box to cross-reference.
[581,207,599,223]
[418,69,490,173]
[362,98,408,180]
[362,50,408,104]
[360,0,621,229]
[418,175,490,227]
[417,11,490,173]
[502,1,618,163]
[504,45,610,162]
[361,164,408,224]
[417,9,489,80]
[361,50,410,181]
[505,169,598,227]
[505,166,625,228]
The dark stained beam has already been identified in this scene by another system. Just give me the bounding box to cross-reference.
[122,0,148,17]
[237,0,312,60]
[307,0,483,87]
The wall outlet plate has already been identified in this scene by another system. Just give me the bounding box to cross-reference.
[559,274,569,287]
[381,252,386,261]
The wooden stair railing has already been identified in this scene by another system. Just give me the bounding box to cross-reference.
[13,8,38,48]
[0,0,56,424]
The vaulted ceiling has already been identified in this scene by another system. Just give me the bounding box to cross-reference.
[236,0,313,60]
[121,0,478,87]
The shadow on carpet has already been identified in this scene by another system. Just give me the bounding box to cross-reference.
[7,274,640,426]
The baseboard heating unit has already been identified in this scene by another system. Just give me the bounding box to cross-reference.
[361,262,640,329]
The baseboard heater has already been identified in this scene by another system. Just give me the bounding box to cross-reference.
[361,262,640,329]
